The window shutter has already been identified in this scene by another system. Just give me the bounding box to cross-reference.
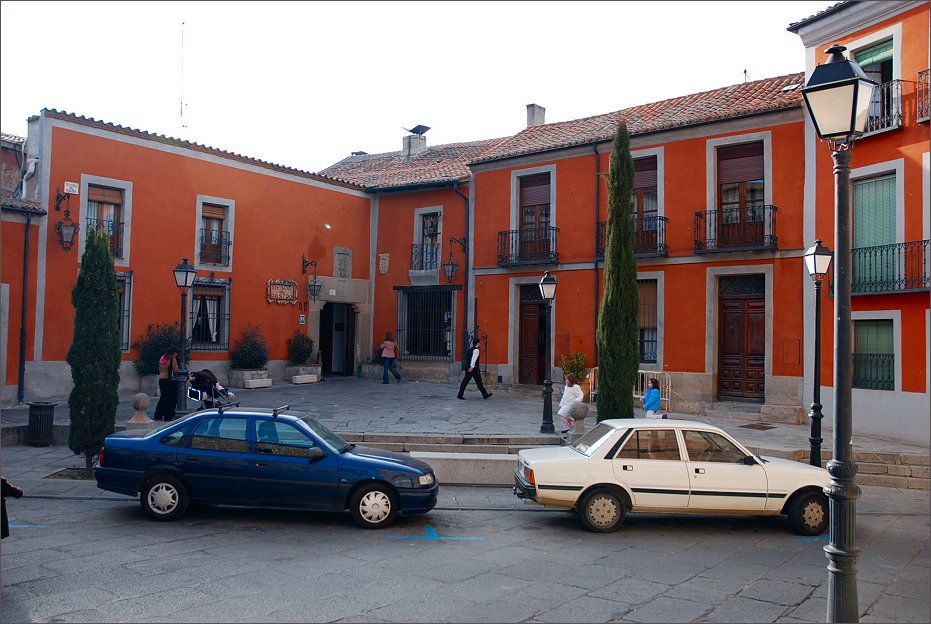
[855,40,893,67]
[717,142,763,184]
[520,173,550,206]
[854,320,893,353]
[87,186,122,204]
[853,175,895,247]
[637,280,657,329]
[634,157,657,189]
[202,204,226,219]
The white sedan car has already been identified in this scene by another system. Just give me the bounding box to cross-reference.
[513,418,830,535]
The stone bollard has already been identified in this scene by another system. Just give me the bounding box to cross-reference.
[126,393,153,430]
[568,401,589,438]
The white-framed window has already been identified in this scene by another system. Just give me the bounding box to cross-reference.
[78,175,133,267]
[848,24,903,134]
[195,196,235,270]
[116,270,132,351]
[189,275,231,351]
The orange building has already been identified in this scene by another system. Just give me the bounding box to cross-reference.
[2,1,927,446]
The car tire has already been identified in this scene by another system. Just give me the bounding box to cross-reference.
[140,474,189,521]
[787,490,828,536]
[579,488,627,533]
[350,483,398,529]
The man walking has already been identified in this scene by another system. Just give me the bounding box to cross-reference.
[457,336,493,400]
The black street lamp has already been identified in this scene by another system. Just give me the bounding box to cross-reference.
[804,239,833,467]
[538,271,557,434]
[172,257,197,415]
[802,43,877,624]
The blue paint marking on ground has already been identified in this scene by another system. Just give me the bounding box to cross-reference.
[798,534,831,542]
[9,519,47,529]
[387,524,484,541]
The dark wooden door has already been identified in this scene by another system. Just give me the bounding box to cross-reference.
[718,297,765,401]
[519,302,545,384]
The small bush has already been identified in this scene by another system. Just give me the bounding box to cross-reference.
[558,351,588,380]
[230,324,270,370]
[286,330,314,365]
[132,322,182,375]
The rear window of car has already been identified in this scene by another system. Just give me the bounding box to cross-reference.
[570,423,617,456]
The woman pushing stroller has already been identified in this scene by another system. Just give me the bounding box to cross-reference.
[188,369,236,408]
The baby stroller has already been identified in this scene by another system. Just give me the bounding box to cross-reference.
[188,369,238,409]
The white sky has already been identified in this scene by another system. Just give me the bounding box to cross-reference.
[1,1,831,173]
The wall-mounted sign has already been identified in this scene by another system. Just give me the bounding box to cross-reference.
[64,181,79,194]
[266,279,298,304]
[299,314,306,325]
[378,253,389,275]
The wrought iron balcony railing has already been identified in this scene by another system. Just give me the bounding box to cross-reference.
[199,229,232,266]
[829,239,930,295]
[410,243,439,271]
[693,205,777,253]
[918,69,930,122]
[864,79,903,134]
[597,216,669,258]
[497,226,559,265]
[85,218,124,258]
[852,352,894,391]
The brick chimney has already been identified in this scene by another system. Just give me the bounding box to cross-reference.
[402,134,427,158]
[527,103,545,127]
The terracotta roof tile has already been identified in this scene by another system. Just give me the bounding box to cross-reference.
[317,137,508,190]
[472,73,806,163]
[1,188,44,214]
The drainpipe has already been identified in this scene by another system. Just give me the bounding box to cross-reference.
[17,211,33,404]
[592,143,601,366]
[453,181,470,361]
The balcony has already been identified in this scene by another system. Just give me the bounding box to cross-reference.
[199,228,232,266]
[497,226,559,266]
[830,239,930,296]
[410,243,439,271]
[693,206,777,253]
[918,69,930,122]
[863,79,903,135]
[86,218,124,258]
[597,216,668,259]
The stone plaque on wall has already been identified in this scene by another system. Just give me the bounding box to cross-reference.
[378,253,389,275]
[335,247,352,279]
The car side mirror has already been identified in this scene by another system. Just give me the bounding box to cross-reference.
[307,447,325,460]
[742,455,758,466]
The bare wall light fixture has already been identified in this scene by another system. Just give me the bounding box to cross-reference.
[442,237,467,283]
[54,188,79,251]
[305,257,322,302]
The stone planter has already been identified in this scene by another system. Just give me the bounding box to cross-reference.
[229,368,269,389]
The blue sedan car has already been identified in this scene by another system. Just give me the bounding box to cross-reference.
[94,405,438,529]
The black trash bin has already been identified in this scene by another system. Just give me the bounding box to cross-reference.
[27,401,56,447]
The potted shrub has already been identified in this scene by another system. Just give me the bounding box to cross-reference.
[558,351,591,400]
[131,322,182,395]
[284,330,317,380]
[229,324,270,387]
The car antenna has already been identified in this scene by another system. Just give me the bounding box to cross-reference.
[272,405,290,418]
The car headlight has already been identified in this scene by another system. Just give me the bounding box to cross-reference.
[418,473,435,486]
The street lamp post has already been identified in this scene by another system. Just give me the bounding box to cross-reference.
[172,258,198,416]
[804,239,833,467]
[802,43,877,624]
[538,271,557,434]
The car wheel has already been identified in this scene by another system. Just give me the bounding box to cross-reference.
[579,488,626,533]
[787,490,828,535]
[140,475,189,521]
[350,483,398,529]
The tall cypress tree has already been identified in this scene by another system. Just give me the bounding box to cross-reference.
[68,229,121,477]
[596,121,640,420]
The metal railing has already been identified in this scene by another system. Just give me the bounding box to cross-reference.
[597,216,668,258]
[199,229,232,266]
[85,218,124,257]
[918,69,930,122]
[852,353,894,391]
[587,368,672,413]
[830,239,930,295]
[410,243,439,271]
[864,79,903,134]
[694,205,778,253]
[497,226,559,265]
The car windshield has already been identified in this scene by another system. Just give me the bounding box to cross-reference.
[570,423,617,456]
[297,414,350,451]
[143,411,200,436]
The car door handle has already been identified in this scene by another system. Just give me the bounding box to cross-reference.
[255,461,269,467]
[184,456,199,462]
[695,468,705,474]
[623,465,633,471]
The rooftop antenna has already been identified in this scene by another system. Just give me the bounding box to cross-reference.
[180,21,188,131]
[743,69,750,83]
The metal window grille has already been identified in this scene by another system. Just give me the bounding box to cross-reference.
[85,217,124,258]
[863,80,903,134]
[852,353,894,390]
[199,228,232,266]
[189,275,231,351]
[395,289,454,361]
[918,69,930,121]
[116,271,132,351]
[410,243,439,270]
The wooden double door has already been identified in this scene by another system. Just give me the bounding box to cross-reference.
[718,276,765,401]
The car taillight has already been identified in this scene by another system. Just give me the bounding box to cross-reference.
[524,466,535,485]
[98,448,105,466]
